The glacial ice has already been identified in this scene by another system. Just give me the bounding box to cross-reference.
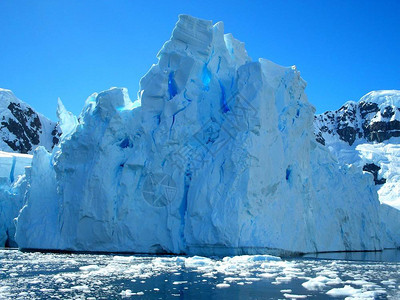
[12,15,399,254]
[0,151,31,247]
[56,98,78,140]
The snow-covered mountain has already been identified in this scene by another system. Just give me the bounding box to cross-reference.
[10,15,398,255]
[0,151,32,247]
[0,88,60,154]
[314,90,400,209]
[315,90,400,146]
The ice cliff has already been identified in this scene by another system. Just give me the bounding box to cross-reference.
[13,15,399,254]
[0,151,31,247]
[0,89,59,247]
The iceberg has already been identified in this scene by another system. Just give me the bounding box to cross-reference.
[14,15,397,254]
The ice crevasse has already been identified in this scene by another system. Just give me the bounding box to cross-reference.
[15,15,400,255]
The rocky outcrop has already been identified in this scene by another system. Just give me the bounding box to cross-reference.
[362,163,386,185]
[0,89,60,154]
[315,90,400,146]
[314,90,400,210]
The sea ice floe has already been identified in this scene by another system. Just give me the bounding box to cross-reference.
[258,272,278,278]
[216,283,230,289]
[283,293,307,299]
[302,275,342,291]
[381,279,396,285]
[326,285,362,297]
[79,265,100,272]
[172,281,188,285]
[0,250,399,299]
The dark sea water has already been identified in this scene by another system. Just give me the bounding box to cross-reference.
[0,249,399,299]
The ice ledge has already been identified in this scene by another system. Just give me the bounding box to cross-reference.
[158,14,213,59]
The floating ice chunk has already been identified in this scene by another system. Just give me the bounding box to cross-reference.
[302,275,342,291]
[216,283,230,288]
[302,276,328,291]
[184,256,214,268]
[283,294,307,299]
[79,265,100,272]
[39,288,55,293]
[224,277,242,282]
[71,285,90,292]
[345,289,387,299]
[344,279,371,286]
[0,286,10,292]
[120,289,134,297]
[275,276,294,284]
[223,255,281,263]
[381,279,396,285]
[172,281,187,285]
[326,285,362,297]
[113,256,136,263]
[258,272,278,278]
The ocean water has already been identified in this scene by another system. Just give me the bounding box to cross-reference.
[0,249,399,299]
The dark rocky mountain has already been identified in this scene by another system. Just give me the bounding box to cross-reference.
[313,90,400,211]
[0,88,60,154]
[314,90,400,146]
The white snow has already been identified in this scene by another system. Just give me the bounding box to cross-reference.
[325,137,400,210]
[360,90,400,108]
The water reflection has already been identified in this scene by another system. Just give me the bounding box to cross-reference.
[302,249,400,262]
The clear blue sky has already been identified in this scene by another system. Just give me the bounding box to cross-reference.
[0,0,399,120]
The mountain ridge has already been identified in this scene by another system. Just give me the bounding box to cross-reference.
[0,88,60,154]
[314,90,400,210]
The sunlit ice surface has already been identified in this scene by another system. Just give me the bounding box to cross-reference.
[1,250,400,299]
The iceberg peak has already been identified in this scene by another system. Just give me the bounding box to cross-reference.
[57,98,78,140]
